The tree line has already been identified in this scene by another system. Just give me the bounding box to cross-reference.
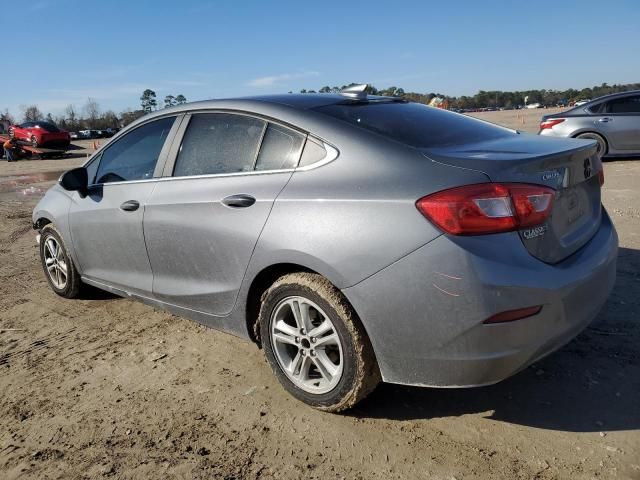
[0,89,187,132]
[296,82,640,109]
[2,82,638,132]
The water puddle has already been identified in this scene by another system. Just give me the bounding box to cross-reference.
[0,171,64,196]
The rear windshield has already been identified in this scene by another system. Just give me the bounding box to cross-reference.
[314,101,511,148]
[34,122,60,132]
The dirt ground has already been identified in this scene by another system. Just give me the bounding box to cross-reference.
[1,115,639,479]
[467,107,567,133]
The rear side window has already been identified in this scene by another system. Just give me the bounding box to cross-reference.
[255,123,305,171]
[299,137,328,167]
[314,101,510,148]
[587,103,605,114]
[606,95,640,114]
[174,113,265,176]
[95,116,175,184]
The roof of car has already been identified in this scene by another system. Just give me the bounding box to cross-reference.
[124,93,403,134]
[586,89,640,105]
[166,93,400,111]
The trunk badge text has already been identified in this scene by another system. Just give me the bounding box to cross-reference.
[541,168,569,188]
[523,224,548,240]
[541,171,561,181]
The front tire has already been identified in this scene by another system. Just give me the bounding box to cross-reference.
[39,225,82,298]
[259,273,380,412]
[576,132,607,160]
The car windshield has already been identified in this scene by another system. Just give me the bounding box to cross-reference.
[34,122,61,132]
[313,101,511,148]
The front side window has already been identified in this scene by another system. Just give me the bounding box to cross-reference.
[95,116,175,184]
[255,123,305,171]
[174,113,265,177]
[606,95,640,114]
[85,153,101,184]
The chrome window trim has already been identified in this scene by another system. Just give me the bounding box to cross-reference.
[295,140,340,172]
[89,167,296,187]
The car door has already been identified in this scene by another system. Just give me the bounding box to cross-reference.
[144,112,306,316]
[598,95,640,151]
[68,115,182,295]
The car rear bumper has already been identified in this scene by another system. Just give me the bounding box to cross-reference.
[539,129,565,138]
[342,209,618,387]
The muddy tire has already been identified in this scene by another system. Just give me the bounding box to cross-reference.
[259,272,380,412]
[39,224,82,298]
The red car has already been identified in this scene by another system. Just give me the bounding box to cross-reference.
[9,121,71,149]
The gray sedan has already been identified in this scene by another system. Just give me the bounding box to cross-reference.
[539,90,640,159]
[33,85,618,412]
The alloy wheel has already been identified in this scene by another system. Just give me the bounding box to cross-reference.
[270,296,343,394]
[43,237,68,290]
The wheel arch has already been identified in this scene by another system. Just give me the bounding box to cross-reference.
[245,263,315,346]
[33,215,52,230]
[571,129,610,154]
[244,262,376,358]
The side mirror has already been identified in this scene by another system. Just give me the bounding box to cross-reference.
[59,167,88,194]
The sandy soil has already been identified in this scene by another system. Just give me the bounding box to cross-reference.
[467,107,567,133]
[1,114,639,479]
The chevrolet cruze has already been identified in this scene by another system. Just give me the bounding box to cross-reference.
[33,85,618,411]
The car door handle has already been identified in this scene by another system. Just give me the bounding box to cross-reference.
[222,194,256,208]
[598,117,613,123]
[120,200,140,211]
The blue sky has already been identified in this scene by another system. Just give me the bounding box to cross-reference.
[2,0,639,117]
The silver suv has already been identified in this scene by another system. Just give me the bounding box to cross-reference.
[539,90,640,159]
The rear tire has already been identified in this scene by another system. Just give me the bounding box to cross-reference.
[576,132,607,160]
[259,272,380,412]
[39,225,82,298]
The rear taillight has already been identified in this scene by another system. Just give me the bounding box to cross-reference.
[598,166,605,186]
[539,118,565,130]
[416,183,555,235]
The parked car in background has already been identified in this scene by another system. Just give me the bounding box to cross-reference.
[9,121,71,148]
[69,132,79,140]
[539,90,640,159]
[525,103,542,109]
[33,86,617,412]
[79,129,101,139]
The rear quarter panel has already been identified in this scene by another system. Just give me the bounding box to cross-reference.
[247,128,490,289]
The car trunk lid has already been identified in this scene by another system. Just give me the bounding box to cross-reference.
[423,134,602,264]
